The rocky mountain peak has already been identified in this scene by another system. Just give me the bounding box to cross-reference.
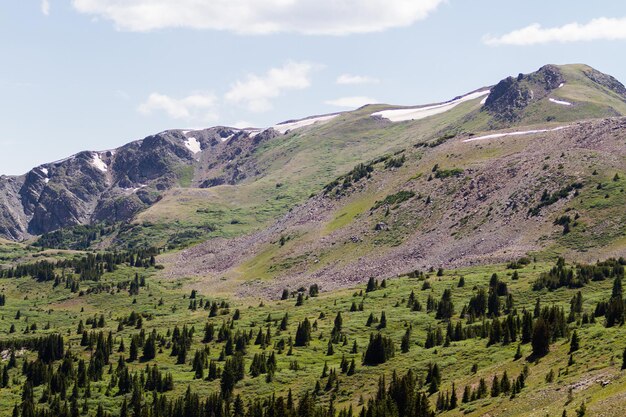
[484,65,565,122]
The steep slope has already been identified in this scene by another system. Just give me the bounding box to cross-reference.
[162,116,626,296]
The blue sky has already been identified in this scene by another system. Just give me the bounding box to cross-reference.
[1,0,625,174]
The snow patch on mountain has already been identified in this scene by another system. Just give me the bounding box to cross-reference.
[184,137,202,154]
[92,153,108,172]
[462,125,570,143]
[273,114,339,134]
[371,90,490,122]
[549,98,572,106]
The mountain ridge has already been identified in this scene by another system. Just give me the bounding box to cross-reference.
[1,63,625,246]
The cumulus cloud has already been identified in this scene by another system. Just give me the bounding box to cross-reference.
[71,0,444,35]
[336,74,379,85]
[138,92,218,122]
[225,62,314,113]
[484,17,626,46]
[325,96,378,108]
[41,0,50,15]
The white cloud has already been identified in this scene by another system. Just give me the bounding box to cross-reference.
[336,74,379,85]
[225,62,314,113]
[71,0,444,35]
[41,0,50,15]
[484,17,626,46]
[138,92,218,122]
[325,96,378,108]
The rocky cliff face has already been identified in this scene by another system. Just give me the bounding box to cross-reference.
[484,65,565,122]
[583,67,626,97]
[0,126,270,240]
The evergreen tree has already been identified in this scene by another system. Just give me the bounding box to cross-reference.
[363,333,395,365]
[129,338,138,362]
[142,333,156,361]
[569,331,580,353]
[436,289,454,320]
[294,318,312,346]
[377,311,387,329]
[532,318,550,357]
[401,327,411,353]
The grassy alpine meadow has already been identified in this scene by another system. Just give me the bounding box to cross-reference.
[0,250,625,417]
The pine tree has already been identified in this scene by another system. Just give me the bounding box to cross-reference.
[363,333,395,365]
[401,327,411,353]
[366,277,378,292]
[436,289,454,320]
[462,385,470,403]
[532,317,550,357]
[569,330,580,353]
[514,344,522,360]
[491,375,500,397]
[377,311,387,329]
[129,338,138,362]
[295,293,304,306]
[294,318,312,346]
[449,383,458,409]
[142,333,156,361]
[347,359,356,376]
[326,340,334,356]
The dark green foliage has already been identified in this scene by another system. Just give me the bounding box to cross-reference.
[435,289,454,320]
[294,318,312,346]
[220,353,245,399]
[384,154,406,169]
[507,257,531,269]
[533,257,624,291]
[324,162,375,194]
[528,182,583,216]
[569,331,580,353]
[401,327,411,353]
[142,332,157,361]
[295,293,305,306]
[532,318,550,357]
[434,168,464,179]
[366,277,379,293]
[363,333,395,365]
[372,190,415,210]
[426,362,441,394]
[34,223,117,250]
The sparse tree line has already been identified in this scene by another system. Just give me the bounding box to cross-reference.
[0,248,159,282]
